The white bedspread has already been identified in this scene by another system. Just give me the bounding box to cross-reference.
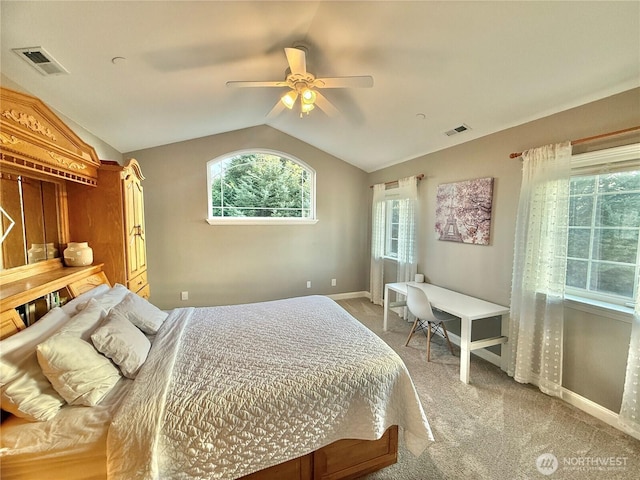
[107,295,433,479]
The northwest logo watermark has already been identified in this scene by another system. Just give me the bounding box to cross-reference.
[536,453,628,475]
[536,453,558,475]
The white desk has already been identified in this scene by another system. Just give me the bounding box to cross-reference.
[384,282,510,384]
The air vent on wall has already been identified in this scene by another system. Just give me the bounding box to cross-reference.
[444,124,471,137]
[12,47,69,76]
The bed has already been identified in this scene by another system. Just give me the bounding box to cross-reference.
[1,285,433,480]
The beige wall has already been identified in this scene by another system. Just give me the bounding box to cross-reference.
[564,306,632,411]
[126,125,369,309]
[367,87,640,412]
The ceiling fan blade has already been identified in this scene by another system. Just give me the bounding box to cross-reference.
[284,47,307,75]
[226,80,287,88]
[314,92,340,118]
[313,76,374,88]
[266,100,286,118]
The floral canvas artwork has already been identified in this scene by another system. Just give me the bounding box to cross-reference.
[435,177,494,245]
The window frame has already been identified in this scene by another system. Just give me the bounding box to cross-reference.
[206,149,318,225]
[384,199,400,259]
[565,143,640,314]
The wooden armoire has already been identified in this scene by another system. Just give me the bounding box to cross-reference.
[0,86,150,338]
[0,86,111,337]
[67,159,149,298]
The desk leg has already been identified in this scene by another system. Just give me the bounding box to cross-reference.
[383,285,390,331]
[500,313,509,373]
[459,316,471,384]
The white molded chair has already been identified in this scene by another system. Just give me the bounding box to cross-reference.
[405,284,456,362]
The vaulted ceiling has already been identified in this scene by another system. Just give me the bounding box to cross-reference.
[1,1,638,172]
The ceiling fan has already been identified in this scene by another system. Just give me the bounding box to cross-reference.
[226,44,373,117]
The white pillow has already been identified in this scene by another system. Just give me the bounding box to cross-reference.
[112,293,168,335]
[0,308,71,421]
[62,283,129,316]
[91,310,151,378]
[59,298,108,341]
[36,299,121,406]
[37,338,121,406]
[85,283,130,311]
[61,283,110,316]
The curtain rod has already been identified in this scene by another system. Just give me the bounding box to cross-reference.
[509,126,640,159]
[370,173,424,189]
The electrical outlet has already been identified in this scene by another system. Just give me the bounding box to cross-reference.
[331,278,337,287]
[181,291,189,301]
[306,281,311,289]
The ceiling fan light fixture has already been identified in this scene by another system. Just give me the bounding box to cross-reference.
[301,102,315,114]
[281,90,298,109]
[301,88,317,105]
[227,44,372,118]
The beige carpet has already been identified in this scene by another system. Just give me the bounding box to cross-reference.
[337,298,640,480]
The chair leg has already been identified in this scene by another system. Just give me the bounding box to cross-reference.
[405,317,420,346]
[441,322,455,356]
[426,321,433,362]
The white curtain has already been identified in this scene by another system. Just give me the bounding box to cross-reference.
[396,176,418,285]
[508,142,572,397]
[370,183,386,305]
[619,286,640,438]
[370,176,419,306]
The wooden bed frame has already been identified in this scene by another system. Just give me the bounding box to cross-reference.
[241,425,398,480]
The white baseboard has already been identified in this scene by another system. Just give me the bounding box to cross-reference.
[328,291,371,301]
[439,333,638,440]
[560,388,639,440]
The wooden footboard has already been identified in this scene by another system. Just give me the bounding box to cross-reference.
[240,425,399,480]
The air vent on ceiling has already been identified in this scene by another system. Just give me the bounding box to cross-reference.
[12,47,69,76]
[444,124,471,137]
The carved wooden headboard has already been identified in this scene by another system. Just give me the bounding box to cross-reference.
[0,86,100,185]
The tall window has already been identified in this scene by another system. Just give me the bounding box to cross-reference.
[385,200,400,258]
[566,145,640,308]
[207,150,316,224]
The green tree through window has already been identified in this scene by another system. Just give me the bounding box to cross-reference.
[567,170,640,305]
[209,152,314,219]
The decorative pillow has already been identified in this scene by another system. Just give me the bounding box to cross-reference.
[36,299,121,406]
[37,338,121,406]
[61,283,110,316]
[58,298,108,341]
[91,310,151,378]
[112,293,168,335]
[62,283,129,316]
[83,283,130,312]
[0,308,71,421]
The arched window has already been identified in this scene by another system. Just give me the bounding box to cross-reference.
[206,150,317,224]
